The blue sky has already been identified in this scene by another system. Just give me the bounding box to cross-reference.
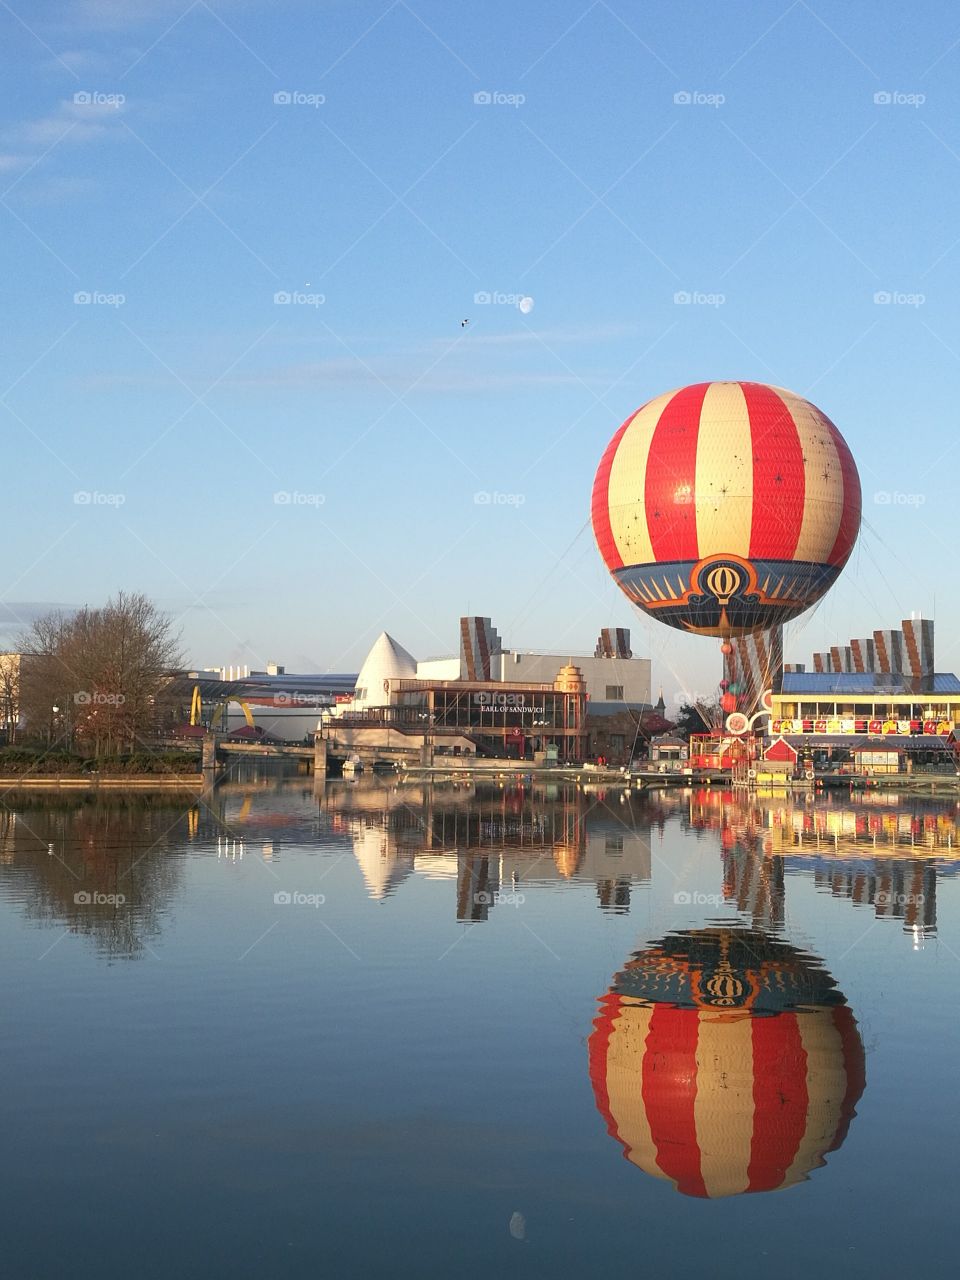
[3,0,960,703]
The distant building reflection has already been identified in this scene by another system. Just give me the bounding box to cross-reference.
[680,788,960,942]
[590,925,866,1197]
[318,780,663,920]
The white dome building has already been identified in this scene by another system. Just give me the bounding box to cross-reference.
[350,632,418,711]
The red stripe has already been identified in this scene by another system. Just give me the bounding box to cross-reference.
[747,1012,808,1192]
[591,413,636,571]
[644,383,709,563]
[588,993,625,1147]
[744,383,806,560]
[824,418,861,566]
[824,1005,866,1153]
[642,1005,707,1196]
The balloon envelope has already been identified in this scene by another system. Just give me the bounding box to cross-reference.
[591,382,861,636]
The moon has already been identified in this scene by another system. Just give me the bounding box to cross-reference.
[518,295,534,315]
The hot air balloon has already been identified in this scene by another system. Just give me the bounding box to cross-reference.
[588,925,866,1198]
[591,382,861,640]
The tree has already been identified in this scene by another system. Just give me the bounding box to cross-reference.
[673,699,722,738]
[17,592,184,756]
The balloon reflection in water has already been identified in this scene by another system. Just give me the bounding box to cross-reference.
[589,925,865,1198]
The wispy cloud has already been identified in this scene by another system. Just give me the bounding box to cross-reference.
[220,358,591,394]
[5,96,127,148]
[0,602,70,645]
[441,322,639,348]
[46,47,142,74]
[62,0,257,29]
[81,360,592,395]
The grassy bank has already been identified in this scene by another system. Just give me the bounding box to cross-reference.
[0,747,200,777]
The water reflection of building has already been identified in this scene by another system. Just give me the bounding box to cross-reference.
[681,787,960,941]
[319,781,664,920]
[589,926,866,1198]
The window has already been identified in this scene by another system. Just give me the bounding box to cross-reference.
[605,685,624,700]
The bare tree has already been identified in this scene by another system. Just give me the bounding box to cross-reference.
[17,593,184,756]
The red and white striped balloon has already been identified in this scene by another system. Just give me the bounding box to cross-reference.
[591,382,861,637]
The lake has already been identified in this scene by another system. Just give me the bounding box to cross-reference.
[1,772,958,1278]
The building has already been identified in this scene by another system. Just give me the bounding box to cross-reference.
[770,617,960,769]
[328,657,587,762]
[326,619,660,764]
[415,619,651,707]
[0,653,23,742]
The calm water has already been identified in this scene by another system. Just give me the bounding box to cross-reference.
[2,772,958,1278]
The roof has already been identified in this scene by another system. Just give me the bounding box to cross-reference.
[354,633,417,702]
[780,671,960,695]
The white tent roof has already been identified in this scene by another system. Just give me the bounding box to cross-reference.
[354,632,417,704]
